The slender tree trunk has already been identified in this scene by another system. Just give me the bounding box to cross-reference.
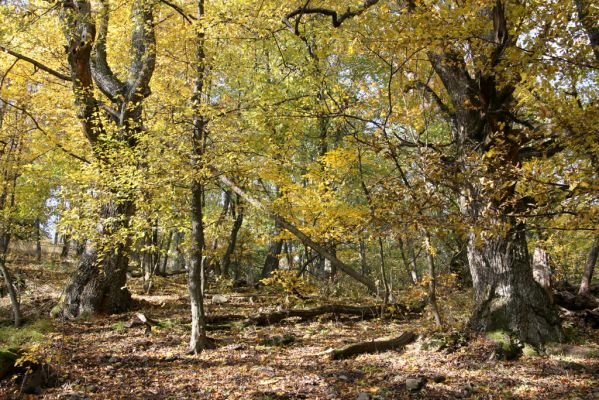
[424,231,442,326]
[579,237,599,295]
[215,169,377,292]
[35,218,42,262]
[398,237,418,284]
[186,0,212,354]
[60,235,70,259]
[377,237,390,304]
[158,230,173,276]
[188,180,209,353]
[221,198,244,278]
[359,238,369,277]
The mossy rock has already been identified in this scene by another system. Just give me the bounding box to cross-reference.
[0,347,21,380]
[260,334,296,347]
[487,331,523,361]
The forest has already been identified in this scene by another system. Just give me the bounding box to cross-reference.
[0,0,598,398]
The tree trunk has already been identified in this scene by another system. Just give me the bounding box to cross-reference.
[466,220,562,346]
[424,232,442,326]
[62,202,134,317]
[261,221,283,279]
[532,246,552,292]
[35,219,42,262]
[398,237,418,285]
[579,237,599,295]
[220,199,244,278]
[359,237,369,277]
[60,235,70,260]
[188,180,210,354]
[57,0,156,317]
[0,235,21,327]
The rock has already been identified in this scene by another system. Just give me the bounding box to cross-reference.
[338,374,349,381]
[0,348,19,380]
[260,334,295,347]
[406,377,427,391]
[21,367,44,395]
[356,392,370,400]
[212,294,229,304]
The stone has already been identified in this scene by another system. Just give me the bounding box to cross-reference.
[406,377,427,391]
[212,294,229,304]
[356,392,370,400]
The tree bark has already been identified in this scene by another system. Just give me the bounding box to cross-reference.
[62,202,134,316]
[579,237,599,295]
[465,221,562,346]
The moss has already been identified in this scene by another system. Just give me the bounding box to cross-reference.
[522,344,540,357]
[487,330,523,360]
[0,319,53,348]
[111,321,126,332]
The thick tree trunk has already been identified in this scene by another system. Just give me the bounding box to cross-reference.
[62,202,134,317]
[579,237,599,295]
[466,220,562,346]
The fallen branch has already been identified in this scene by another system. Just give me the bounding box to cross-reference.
[330,331,416,360]
[249,303,419,326]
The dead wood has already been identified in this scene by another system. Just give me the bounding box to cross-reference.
[247,303,422,326]
[330,331,417,360]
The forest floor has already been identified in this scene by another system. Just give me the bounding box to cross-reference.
[1,260,599,399]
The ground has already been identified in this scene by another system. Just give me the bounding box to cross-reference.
[1,259,598,399]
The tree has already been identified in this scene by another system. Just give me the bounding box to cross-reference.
[55,0,156,316]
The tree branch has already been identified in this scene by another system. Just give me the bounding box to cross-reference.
[284,0,380,30]
[0,45,70,81]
